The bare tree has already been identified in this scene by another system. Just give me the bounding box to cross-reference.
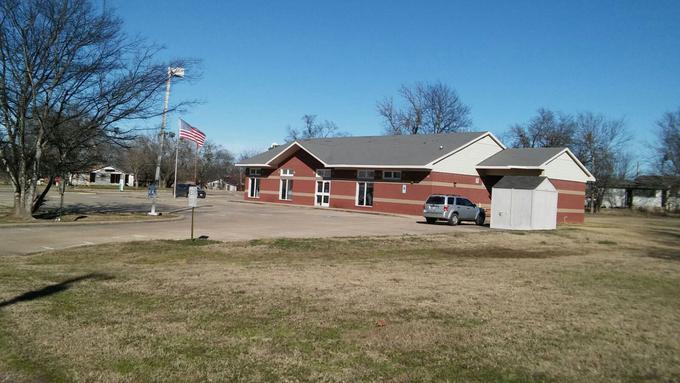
[33,112,114,216]
[0,0,196,218]
[376,98,402,135]
[506,109,630,212]
[197,142,234,186]
[121,135,156,187]
[572,112,630,212]
[506,108,576,148]
[377,81,471,135]
[655,108,680,176]
[285,115,346,141]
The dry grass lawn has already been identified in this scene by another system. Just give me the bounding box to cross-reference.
[0,214,679,382]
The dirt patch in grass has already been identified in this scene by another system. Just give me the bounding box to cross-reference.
[0,215,679,382]
[0,207,177,224]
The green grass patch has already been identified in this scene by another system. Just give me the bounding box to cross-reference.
[597,240,618,245]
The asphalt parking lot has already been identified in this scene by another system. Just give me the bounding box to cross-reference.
[0,188,485,255]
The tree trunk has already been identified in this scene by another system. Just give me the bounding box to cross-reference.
[32,175,55,214]
[590,185,596,214]
[58,173,66,221]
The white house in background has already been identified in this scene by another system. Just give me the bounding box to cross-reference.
[490,176,558,230]
[70,166,134,186]
[206,179,237,191]
[601,175,680,211]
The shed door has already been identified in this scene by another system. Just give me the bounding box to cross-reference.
[531,190,557,229]
[510,190,532,229]
[491,189,512,229]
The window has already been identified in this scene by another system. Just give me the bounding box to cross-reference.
[356,182,374,207]
[89,173,96,182]
[248,177,260,198]
[110,174,121,184]
[248,168,261,176]
[316,169,331,178]
[458,198,474,207]
[426,196,445,205]
[357,169,375,180]
[280,179,293,200]
[382,170,401,180]
[447,197,455,205]
[280,168,294,176]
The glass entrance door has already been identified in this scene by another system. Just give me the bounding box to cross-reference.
[315,180,330,207]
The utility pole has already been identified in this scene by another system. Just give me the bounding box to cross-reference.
[149,67,184,215]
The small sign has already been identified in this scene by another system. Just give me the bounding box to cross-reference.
[188,186,198,207]
[402,184,407,194]
[147,184,157,198]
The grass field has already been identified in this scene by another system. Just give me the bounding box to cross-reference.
[1,215,679,382]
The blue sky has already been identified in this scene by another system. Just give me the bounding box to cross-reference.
[112,0,680,165]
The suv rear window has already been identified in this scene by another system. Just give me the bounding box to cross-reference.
[426,196,445,204]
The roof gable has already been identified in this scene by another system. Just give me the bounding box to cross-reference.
[477,147,595,182]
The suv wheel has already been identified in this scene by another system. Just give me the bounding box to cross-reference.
[448,213,459,226]
[475,213,485,226]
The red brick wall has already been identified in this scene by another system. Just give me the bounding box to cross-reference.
[244,149,322,205]
[246,154,491,216]
[243,149,587,224]
[550,179,586,224]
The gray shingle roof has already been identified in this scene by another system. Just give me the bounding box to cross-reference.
[494,176,550,190]
[238,132,491,167]
[476,147,565,167]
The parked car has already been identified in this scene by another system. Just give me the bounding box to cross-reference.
[175,183,206,198]
[423,194,485,225]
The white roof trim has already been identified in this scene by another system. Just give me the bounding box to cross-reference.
[235,163,431,169]
[234,163,272,168]
[235,141,328,168]
[428,132,505,167]
[329,165,431,169]
[266,141,328,167]
[476,165,543,170]
[542,148,596,182]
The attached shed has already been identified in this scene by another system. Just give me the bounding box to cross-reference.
[491,176,558,230]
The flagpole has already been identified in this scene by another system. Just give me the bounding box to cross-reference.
[194,142,199,184]
[173,118,181,198]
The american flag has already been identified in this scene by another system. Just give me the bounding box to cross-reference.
[179,119,206,147]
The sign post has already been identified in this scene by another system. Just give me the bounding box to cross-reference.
[147,183,158,215]
[188,186,198,240]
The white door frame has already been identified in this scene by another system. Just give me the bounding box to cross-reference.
[315,180,331,207]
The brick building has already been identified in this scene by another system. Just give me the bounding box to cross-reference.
[236,132,594,224]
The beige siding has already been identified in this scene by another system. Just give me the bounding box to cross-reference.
[543,152,591,182]
[431,135,504,175]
